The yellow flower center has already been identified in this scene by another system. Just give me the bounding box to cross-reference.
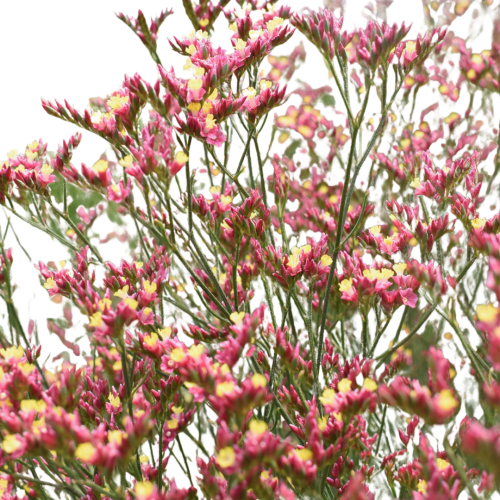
[108,393,121,408]
[107,94,129,111]
[114,285,129,298]
[123,297,138,310]
[249,419,268,436]
[295,448,313,461]
[363,378,378,391]
[158,327,172,339]
[266,17,284,32]
[235,39,247,50]
[217,446,236,468]
[89,312,103,327]
[321,255,333,266]
[251,373,267,388]
[119,155,134,167]
[143,280,157,294]
[476,304,498,323]
[74,442,95,462]
[2,434,21,454]
[135,481,154,498]
[436,458,450,471]
[170,348,186,363]
[175,151,189,164]
[40,164,52,175]
[216,381,235,397]
[144,333,159,348]
[338,378,352,393]
[339,278,353,293]
[471,217,486,229]
[188,344,204,359]
[108,430,126,445]
[230,311,246,324]
[319,388,336,406]
[393,263,407,276]
[188,78,203,90]
[437,389,458,411]
[205,114,216,130]
[92,160,109,173]
[43,278,56,290]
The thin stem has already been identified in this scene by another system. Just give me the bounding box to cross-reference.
[375,405,388,455]
[376,256,477,369]
[236,129,253,176]
[361,311,369,358]
[176,436,194,487]
[46,198,104,263]
[443,432,481,500]
[232,241,241,311]
[253,136,269,209]
[184,138,193,235]
[173,249,231,317]
[325,58,355,124]
[307,292,321,406]
[208,148,249,199]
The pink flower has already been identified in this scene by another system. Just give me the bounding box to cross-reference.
[399,288,418,308]
[107,178,132,203]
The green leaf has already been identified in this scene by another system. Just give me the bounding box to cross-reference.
[321,94,336,107]
[51,176,104,224]
[106,201,125,226]
[284,139,301,159]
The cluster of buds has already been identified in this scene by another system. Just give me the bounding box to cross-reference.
[183,0,231,33]
[42,94,137,150]
[379,348,459,425]
[338,256,419,312]
[276,98,336,147]
[459,42,500,92]
[117,8,173,62]
[356,21,411,71]
[358,223,413,256]
[272,234,332,290]
[385,200,455,254]
[460,417,500,481]
[392,27,447,70]
[0,141,56,198]
[266,42,306,83]
[291,10,353,60]
[396,121,444,155]
[128,113,189,182]
[241,81,288,125]
[222,189,271,243]
[412,150,480,206]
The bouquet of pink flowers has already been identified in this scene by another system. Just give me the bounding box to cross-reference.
[2,0,500,498]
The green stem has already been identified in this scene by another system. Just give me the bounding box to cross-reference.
[46,198,104,263]
[376,257,477,369]
[253,136,269,209]
[176,436,194,487]
[325,58,355,124]
[443,432,481,500]
[208,148,249,199]
[5,201,80,254]
[236,128,254,176]
[173,248,230,317]
[361,311,369,358]
[375,405,388,455]
[232,241,241,311]
[184,138,193,235]
[119,337,135,424]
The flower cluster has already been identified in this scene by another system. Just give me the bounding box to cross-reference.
[3,1,500,499]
